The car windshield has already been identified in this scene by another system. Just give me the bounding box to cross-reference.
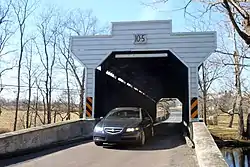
[105,110,141,119]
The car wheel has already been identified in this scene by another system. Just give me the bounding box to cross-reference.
[94,141,103,146]
[139,130,146,146]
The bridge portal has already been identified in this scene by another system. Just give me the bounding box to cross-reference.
[70,20,217,125]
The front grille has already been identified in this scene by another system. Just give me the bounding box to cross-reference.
[104,127,123,134]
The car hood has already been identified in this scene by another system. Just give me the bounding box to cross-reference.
[98,118,141,128]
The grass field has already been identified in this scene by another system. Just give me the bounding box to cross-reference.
[0,109,79,133]
[208,113,247,140]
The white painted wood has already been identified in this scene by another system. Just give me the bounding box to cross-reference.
[72,37,215,46]
[112,29,171,36]
[86,68,94,97]
[70,20,217,120]
[111,20,172,32]
[115,53,168,58]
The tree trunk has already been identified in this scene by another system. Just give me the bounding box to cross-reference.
[229,100,236,128]
[66,60,70,120]
[246,109,250,139]
[229,114,234,128]
[238,95,244,138]
[26,75,31,128]
[29,110,34,128]
[14,65,21,131]
[34,88,38,127]
[53,110,57,123]
[203,92,207,125]
[47,36,56,124]
[201,63,207,125]
[238,148,245,167]
[79,88,84,118]
[79,68,85,118]
[229,150,236,167]
[247,149,250,167]
[43,97,46,124]
[47,74,52,124]
[38,83,46,125]
[14,44,24,131]
[233,51,244,138]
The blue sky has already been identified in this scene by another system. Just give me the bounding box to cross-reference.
[40,0,192,31]
[1,0,239,100]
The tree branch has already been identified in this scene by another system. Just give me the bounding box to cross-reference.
[223,0,250,44]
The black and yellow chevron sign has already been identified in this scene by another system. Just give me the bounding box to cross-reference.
[191,97,198,119]
[86,97,93,117]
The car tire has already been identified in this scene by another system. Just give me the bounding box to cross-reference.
[94,141,103,146]
[139,130,146,146]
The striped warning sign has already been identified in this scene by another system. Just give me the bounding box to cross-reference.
[191,97,198,119]
[86,97,92,117]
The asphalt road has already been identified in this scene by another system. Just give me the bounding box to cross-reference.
[0,123,198,167]
[165,110,182,123]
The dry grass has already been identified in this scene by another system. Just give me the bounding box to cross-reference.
[0,109,79,133]
[207,113,247,140]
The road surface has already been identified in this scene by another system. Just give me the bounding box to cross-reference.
[163,107,182,123]
[165,111,182,123]
[0,123,198,167]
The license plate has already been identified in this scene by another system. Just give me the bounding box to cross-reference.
[106,135,120,141]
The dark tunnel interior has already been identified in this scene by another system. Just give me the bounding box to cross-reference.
[94,50,189,123]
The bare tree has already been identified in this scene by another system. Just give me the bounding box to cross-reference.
[57,54,71,120]
[217,88,237,127]
[146,0,250,46]
[35,7,61,124]
[22,40,42,128]
[0,0,15,58]
[217,25,248,137]
[12,0,37,131]
[0,0,16,115]
[60,9,109,118]
[67,9,98,36]
[33,82,39,126]
[57,31,85,118]
[198,58,224,125]
[35,77,46,124]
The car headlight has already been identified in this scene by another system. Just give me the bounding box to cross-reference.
[94,126,103,133]
[126,127,140,132]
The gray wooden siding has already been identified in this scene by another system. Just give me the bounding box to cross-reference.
[70,20,217,104]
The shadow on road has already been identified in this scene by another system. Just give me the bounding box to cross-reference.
[0,139,92,167]
[103,134,186,151]
[104,123,186,151]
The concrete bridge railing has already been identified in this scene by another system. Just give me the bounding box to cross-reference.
[192,122,228,167]
[0,119,97,158]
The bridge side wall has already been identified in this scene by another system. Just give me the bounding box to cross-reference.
[0,120,96,157]
[192,122,228,167]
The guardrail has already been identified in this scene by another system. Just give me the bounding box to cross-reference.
[0,119,97,158]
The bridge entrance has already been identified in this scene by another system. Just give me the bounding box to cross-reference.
[70,20,217,125]
[94,50,189,123]
[157,98,183,123]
